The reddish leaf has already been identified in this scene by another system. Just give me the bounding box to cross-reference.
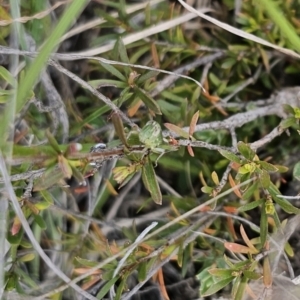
[228,174,242,198]
[263,256,272,288]
[157,268,170,300]
[187,144,194,157]
[224,242,258,254]
[11,216,22,236]
[199,205,212,212]
[128,100,142,117]
[73,268,101,275]
[168,136,178,146]
[164,123,189,139]
[226,216,237,240]
[240,225,258,254]
[223,206,238,213]
[73,185,89,194]
[82,276,101,290]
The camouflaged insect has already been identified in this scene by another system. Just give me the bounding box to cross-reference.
[139,121,163,149]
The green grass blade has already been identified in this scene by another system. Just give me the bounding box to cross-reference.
[142,157,162,205]
[255,0,300,51]
[16,0,89,114]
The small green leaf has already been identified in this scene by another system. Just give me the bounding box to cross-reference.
[239,199,263,212]
[201,185,214,194]
[208,268,233,278]
[283,104,295,115]
[259,169,270,188]
[34,200,52,211]
[237,142,256,160]
[134,87,161,115]
[115,273,129,300]
[265,199,275,215]
[234,275,248,300]
[258,161,278,172]
[223,255,235,268]
[0,89,14,103]
[242,181,259,200]
[98,9,120,26]
[243,270,262,280]
[0,66,17,87]
[46,130,62,153]
[75,257,99,268]
[142,157,162,205]
[267,181,280,194]
[100,62,126,81]
[137,261,148,282]
[14,266,38,288]
[6,274,17,291]
[13,147,48,162]
[293,162,300,181]
[118,87,133,105]
[177,241,184,268]
[39,190,54,206]
[268,183,300,214]
[96,276,119,299]
[201,276,234,297]
[238,163,256,174]
[19,253,35,262]
[211,171,219,185]
[70,164,85,185]
[88,79,127,89]
[272,195,300,214]
[285,242,294,257]
[294,107,300,118]
[136,70,159,85]
[20,240,32,248]
[209,72,221,87]
[33,214,47,230]
[273,211,282,229]
[280,116,296,129]
[7,228,23,245]
[274,164,289,173]
[101,269,115,281]
[221,58,236,69]
[117,38,130,64]
[219,150,241,163]
[238,165,250,174]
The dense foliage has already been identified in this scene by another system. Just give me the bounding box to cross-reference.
[1,0,300,299]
